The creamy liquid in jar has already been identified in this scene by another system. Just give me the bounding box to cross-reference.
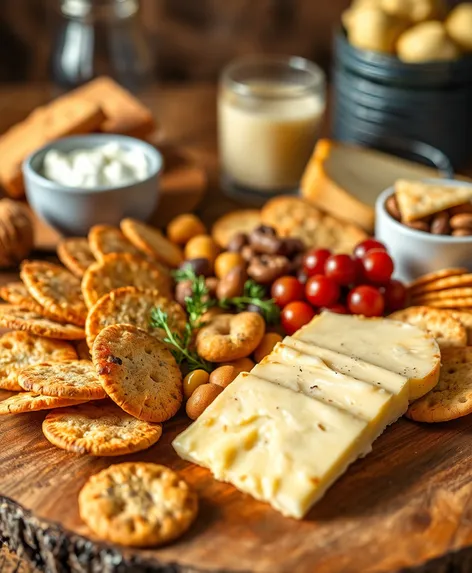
[219,81,325,192]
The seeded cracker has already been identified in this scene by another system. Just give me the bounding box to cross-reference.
[389,307,467,348]
[121,218,184,267]
[78,462,198,546]
[81,253,171,308]
[0,281,67,322]
[0,392,86,415]
[85,286,186,348]
[0,331,77,391]
[92,324,182,422]
[42,402,162,455]
[21,261,87,326]
[18,360,106,400]
[57,237,96,277]
[407,347,472,422]
[88,224,142,261]
[0,306,85,340]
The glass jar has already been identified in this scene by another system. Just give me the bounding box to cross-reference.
[218,55,326,202]
[50,0,153,93]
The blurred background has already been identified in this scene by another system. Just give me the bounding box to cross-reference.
[1,0,351,83]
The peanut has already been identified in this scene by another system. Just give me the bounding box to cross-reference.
[209,365,240,388]
[167,214,206,245]
[214,252,246,279]
[253,332,283,363]
[185,383,223,420]
[185,235,220,267]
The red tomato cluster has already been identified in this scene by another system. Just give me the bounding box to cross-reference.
[271,239,407,335]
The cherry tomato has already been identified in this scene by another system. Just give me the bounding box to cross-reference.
[305,275,340,307]
[303,248,331,277]
[383,279,407,312]
[322,303,349,314]
[347,285,385,317]
[353,238,387,259]
[362,249,394,285]
[324,254,357,286]
[271,276,305,308]
[281,301,316,335]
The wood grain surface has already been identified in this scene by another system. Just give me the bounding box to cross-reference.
[2,390,472,573]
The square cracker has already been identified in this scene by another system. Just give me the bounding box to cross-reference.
[395,179,472,222]
[72,76,156,139]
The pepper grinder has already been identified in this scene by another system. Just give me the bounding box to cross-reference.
[50,0,154,93]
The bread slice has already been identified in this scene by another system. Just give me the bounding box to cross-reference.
[301,139,445,233]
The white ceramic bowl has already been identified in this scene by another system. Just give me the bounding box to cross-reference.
[375,180,472,283]
[23,134,163,236]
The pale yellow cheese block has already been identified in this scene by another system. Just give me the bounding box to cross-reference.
[173,374,369,519]
[294,312,441,401]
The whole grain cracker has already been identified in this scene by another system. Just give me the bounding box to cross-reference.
[42,402,162,456]
[0,306,85,340]
[407,347,472,422]
[389,306,467,348]
[120,218,183,268]
[0,331,77,391]
[451,311,472,344]
[81,253,171,308]
[21,261,87,326]
[92,324,182,423]
[0,282,67,322]
[57,237,96,277]
[85,286,186,348]
[0,392,86,415]
[410,273,472,295]
[88,225,142,261]
[408,268,468,292]
[425,298,472,309]
[261,195,367,253]
[395,179,472,222]
[18,360,105,400]
[211,210,261,248]
[78,462,198,547]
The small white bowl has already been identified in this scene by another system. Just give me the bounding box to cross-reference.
[375,180,472,283]
[23,134,163,236]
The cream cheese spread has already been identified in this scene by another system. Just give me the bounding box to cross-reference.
[42,142,149,188]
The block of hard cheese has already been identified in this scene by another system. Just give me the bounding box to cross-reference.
[294,312,441,401]
[300,139,447,233]
[173,374,369,519]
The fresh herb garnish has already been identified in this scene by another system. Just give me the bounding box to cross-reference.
[218,279,280,325]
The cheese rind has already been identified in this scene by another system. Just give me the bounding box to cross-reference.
[294,312,441,400]
[173,374,369,519]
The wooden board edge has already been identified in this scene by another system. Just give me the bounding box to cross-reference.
[1,493,472,573]
[0,495,225,573]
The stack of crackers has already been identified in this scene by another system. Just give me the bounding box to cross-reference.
[0,76,156,199]
[387,269,472,424]
[0,218,188,458]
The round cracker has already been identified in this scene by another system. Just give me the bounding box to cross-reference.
[57,237,96,277]
[78,462,198,547]
[85,286,186,348]
[407,347,472,422]
[20,261,87,326]
[92,324,182,423]
[0,282,68,323]
[88,224,142,261]
[18,360,106,400]
[0,305,86,340]
[425,298,472,309]
[120,218,183,268]
[412,287,472,302]
[0,392,86,415]
[81,253,171,309]
[0,331,77,391]
[408,268,469,293]
[389,306,467,349]
[211,209,261,248]
[42,402,162,456]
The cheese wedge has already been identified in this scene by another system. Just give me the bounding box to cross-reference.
[294,312,441,400]
[173,374,369,519]
[277,337,409,421]
[299,139,458,232]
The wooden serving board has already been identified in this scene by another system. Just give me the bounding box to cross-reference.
[2,387,472,573]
